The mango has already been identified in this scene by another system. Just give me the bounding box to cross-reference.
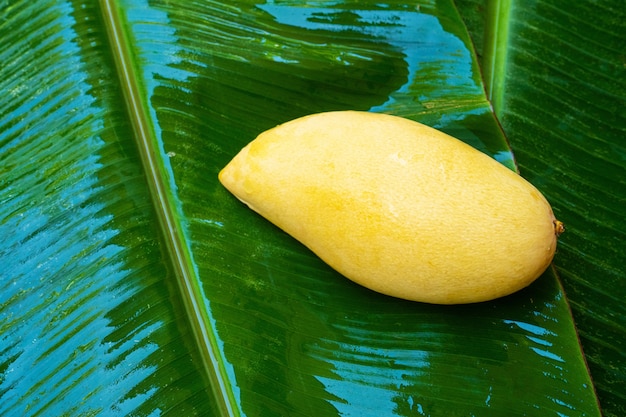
[219,111,563,304]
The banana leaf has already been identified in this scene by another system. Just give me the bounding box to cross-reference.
[0,0,622,416]
[458,1,626,415]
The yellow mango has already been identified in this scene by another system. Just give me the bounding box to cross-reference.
[219,111,563,304]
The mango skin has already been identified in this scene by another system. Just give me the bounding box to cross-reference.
[219,111,561,304]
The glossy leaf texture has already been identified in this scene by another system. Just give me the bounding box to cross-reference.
[0,2,221,415]
[476,1,626,416]
[0,1,605,416]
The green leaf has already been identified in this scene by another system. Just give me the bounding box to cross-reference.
[0,0,617,415]
[477,1,626,416]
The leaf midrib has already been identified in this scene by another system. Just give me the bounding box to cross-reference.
[483,0,511,114]
[99,1,239,415]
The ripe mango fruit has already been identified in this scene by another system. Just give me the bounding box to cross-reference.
[219,111,563,304]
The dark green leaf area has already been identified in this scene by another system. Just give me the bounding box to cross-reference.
[198,187,590,417]
[499,1,626,415]
[0,1,216,416]
[454,0,487,58]
[200,209,598,416]
[121,0,600,415]
[1,0,610,415]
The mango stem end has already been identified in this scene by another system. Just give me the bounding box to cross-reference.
[554,220,565,237]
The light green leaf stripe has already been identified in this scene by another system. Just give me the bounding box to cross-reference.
[482,0,512,112]
[100,0,240,415]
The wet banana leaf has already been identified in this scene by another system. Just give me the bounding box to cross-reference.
[0,0,618,416]
[458,1,626,415]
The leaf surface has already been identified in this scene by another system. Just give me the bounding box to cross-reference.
[476,1,626,415]
[0,0,609,416]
